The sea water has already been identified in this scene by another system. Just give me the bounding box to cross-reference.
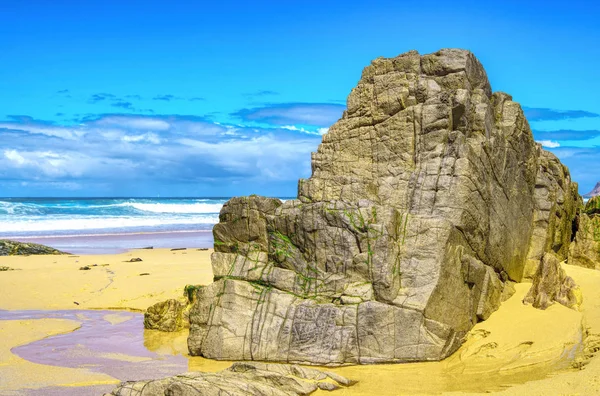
[0,197,236,253]
[0,197,227,237]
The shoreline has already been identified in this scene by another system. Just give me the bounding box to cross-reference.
[3,230,215,255]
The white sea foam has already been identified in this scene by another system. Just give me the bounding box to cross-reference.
[0,215,219,233]
[125,202,224,214]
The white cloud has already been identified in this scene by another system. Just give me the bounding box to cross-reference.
[122,133,161,144]
[4,149,26,165]
[281,125,328,136]
[537,140,561,148]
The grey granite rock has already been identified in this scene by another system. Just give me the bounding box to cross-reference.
[105,362,356,395]
[188,49,580,365]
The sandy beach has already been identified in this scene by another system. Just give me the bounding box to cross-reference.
[1,247,599,395]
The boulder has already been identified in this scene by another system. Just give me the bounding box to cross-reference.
[105,362,356,395]
[144,285,204,332]
[144,299,186,332]
[188,49,580,365]
[523,252,582,310]
[0,239,67,256]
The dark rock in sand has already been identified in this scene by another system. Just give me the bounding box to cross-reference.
[0,240,67,256]
[126,258,143,262]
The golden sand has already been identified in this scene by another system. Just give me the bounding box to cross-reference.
[1,249,600,395]
[0,248,213,311]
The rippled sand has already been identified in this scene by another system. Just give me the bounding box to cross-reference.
[1,249,599,395]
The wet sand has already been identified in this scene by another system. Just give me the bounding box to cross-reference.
[9,230,214,255]
[1,249,600,395]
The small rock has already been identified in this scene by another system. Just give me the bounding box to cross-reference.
[126,258,143,262]
[79,266,92,270]
[144,299,186,331]
[0,266,15,271]
[140,273,150,276]
[524,252,582,310]
[170,248,186,251]
[197,248,209,251]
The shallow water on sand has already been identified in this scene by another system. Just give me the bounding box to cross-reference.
[3,310,189,379]
[0,309,231,395]
[0,307,582,395]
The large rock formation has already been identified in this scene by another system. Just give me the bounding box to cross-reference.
[188,49,580,365]
[569,196,600,269]
[106,362,356,395]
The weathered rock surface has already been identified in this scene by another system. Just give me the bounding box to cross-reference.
[0,239,67,256]
[145,299,186,332]
[568,197,600,269]
[188,49,580,365]
[105,362,356,395]
[144,285,203,332]
[524,150,580,279]
[523,252,582,310]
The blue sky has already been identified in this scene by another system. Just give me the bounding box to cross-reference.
[1,0,599,197]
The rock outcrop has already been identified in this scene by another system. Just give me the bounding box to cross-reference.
[0,239,67,256]
[106,362,356,396]
[569,197,600,269]
[523,252,582,310]
[188,49,580,365]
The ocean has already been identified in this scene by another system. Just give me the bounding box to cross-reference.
[0,197,232,254]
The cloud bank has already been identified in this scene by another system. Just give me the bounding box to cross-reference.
[0,114,322,196]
